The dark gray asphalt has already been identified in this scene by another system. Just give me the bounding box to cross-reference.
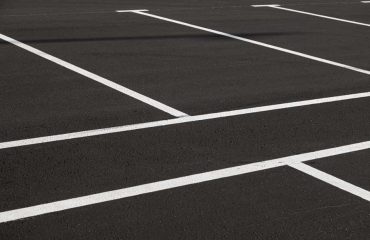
[1,98,370,211]
[1,8,370,118]
[309,150,370,190]
[2,168,369,240]
[0,43,170,142]
[1,0,369,239]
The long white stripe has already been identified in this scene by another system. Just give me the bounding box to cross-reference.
[126,10,370,76]
[361,1,370,3]
[1,140,370,223]
[0,33,187,117]
[252,4,370,27]
[1,91,370,150]
[289,162,370,201]
[115,9,148,13]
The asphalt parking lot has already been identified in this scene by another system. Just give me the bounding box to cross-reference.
[0,0,369,239]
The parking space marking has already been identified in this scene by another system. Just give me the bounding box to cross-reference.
[0,33,188,117]
[114,9,148,13]
[1,139,370,223]
[361,1,370,3]
[252,4,370,27]
[289,162,370,201]
[1,91,370,150]
[123,10,370,76]
[1,5,370,234]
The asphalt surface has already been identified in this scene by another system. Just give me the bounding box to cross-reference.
[0,0,369,239]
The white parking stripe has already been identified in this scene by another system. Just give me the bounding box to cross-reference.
[252,4,370,27]
[1,91,370,150]
[289,162,370,201]
[1,140,370,223]
[124,10,370,76]
[115,9,148,13]
[0,33,188,117]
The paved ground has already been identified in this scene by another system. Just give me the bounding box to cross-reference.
[0,0,369,239]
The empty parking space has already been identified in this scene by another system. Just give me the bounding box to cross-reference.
[1,11,370,115]
[270,2,370,23]
[1,167,369,240]
[152,6,370,69]
[0,43,170,142]
[1,97,370,212]
[0,0,369,239]
[309,150,370,190]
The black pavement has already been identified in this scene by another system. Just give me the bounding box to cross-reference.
[0,1,369,239]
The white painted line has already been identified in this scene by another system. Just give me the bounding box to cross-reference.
[0,159,286,223]
[0,33,187,118]
[1,139,370,223]
[125,10,370,76]
[289,162,370,201]
[115,9,148,13]
[252,4,370,27]
[251,4,280,7]
[1,91,370,150]
[361,1,370,3]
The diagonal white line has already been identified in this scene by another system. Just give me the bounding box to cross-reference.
[0,33,188,117]
[115,9,148,13]
[125,10,370,76]
[1,140,370,223]
[251,4,370,27]
[289,162,370,201]
[1,91,370,150]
